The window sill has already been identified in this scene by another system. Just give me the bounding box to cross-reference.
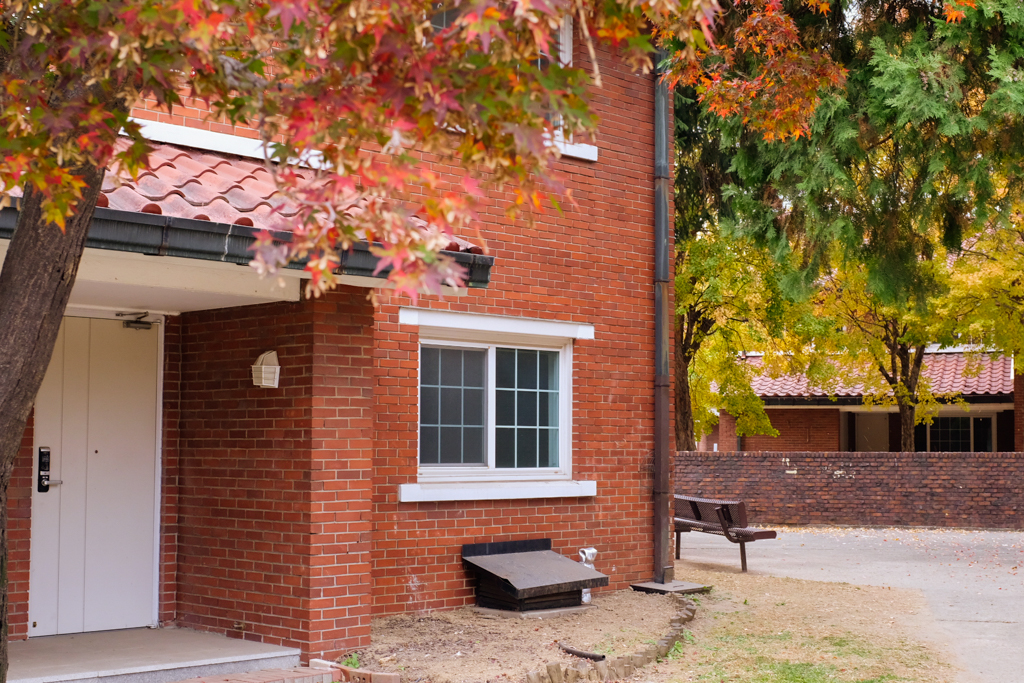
[555,137,598,162]
[398,480,597,502]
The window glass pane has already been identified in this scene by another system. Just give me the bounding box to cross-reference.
[439,427,462,463]
[517,391,537,426]
[420,426,439,464]
[496,390,515,426]
[973,417,993,452]
[440,387,462,424]
[430,3,460,30]
[538,351,558,390]
[914,423,927,452]
[539,428,558,467]
[463,427,485,464]
[421,386,439,425]
[538,392,556,427]
[421,345,487,465]
[930,417,971,452]
[496,428,516,467]
[496,349,516,388]
[494,347,561,469]
[464,350,486,387]
[517,428,538,467]
[422,347,440,386]
[464,388,485,426]
[518,350,538,389]
[439,348,463,386]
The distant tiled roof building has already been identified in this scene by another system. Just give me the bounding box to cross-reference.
[699,352,1020,453]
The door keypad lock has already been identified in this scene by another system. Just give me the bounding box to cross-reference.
[37,447,61,493]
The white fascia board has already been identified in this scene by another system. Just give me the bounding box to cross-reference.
[399,307,595,340]
[132,119,268,159]
[398,480,596,502]
[130,119,325,168]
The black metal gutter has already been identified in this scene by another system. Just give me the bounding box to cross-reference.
[652,54,673,585]
[0,205,494,287]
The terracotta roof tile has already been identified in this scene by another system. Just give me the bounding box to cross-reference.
[11,138,481,253]
[749,353,1014,398]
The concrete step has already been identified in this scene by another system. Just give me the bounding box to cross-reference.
[9,628,301,683]
[171,667,340,683]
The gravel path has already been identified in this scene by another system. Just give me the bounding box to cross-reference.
[675,526,1024,683]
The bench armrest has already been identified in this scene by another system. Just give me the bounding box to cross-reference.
[715,506,742,543]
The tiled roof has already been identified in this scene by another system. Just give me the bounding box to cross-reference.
[99,143,300,230]
[11,140,482,254]
[749,353,1014,398]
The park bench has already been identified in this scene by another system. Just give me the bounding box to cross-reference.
[674,494,777,572]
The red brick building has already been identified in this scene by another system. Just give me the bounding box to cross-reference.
[1,35,672,669]
[699,352,1021,453]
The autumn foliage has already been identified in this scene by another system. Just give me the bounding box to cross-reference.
[0,0,731,300]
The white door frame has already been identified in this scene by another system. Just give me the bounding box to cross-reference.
[34,306,166,632]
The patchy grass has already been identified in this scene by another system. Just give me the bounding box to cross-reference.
[640,562,957,683]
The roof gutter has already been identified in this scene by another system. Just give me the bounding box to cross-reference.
[652,53,673,585]
[0,204,494,287]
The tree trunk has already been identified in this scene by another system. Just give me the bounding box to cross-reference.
[898,400,916,452]
[0,168,104,680]
[675,347,696,451]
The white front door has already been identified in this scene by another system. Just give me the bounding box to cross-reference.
[29,317,159,636]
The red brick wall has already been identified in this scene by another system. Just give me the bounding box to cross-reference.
[8,413,33,640]
[173,288,375,660]
[714,409,840,452]
[305,293,375,657]
[127,28,669,643]
[675,450,1024,528]
[696,423,720,451]
[368,39,664,616]
[742,409,841,452]
[160,316,181,625]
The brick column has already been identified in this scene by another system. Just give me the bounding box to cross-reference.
[305,289,375,660]
[718,412,740,451]
[1015,374,1023,452]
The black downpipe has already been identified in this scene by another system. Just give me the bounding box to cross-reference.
[652,55,673,584]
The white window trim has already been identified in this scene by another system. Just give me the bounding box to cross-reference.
[400,480,596,502]
[417,338,572,483]
[398,307,596,502]
[550,17,599,163]
[398,308,595,342]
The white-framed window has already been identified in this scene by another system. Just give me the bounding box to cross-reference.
[915,415,995,452]
[427,7,597,162]
[397,308,597,502]
[548,17,599,162]
[418,340,570,477]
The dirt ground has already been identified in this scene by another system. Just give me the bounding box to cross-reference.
[350,590,679,683]
[345,558,963,683]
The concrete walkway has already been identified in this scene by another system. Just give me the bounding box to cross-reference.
[675,526,1024,683]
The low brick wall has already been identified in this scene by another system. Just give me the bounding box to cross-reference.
[675,451,1024,529]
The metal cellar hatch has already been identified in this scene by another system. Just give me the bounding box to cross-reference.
[462,539,609,611]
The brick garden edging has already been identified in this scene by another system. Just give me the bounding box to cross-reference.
[524,595,698,683]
